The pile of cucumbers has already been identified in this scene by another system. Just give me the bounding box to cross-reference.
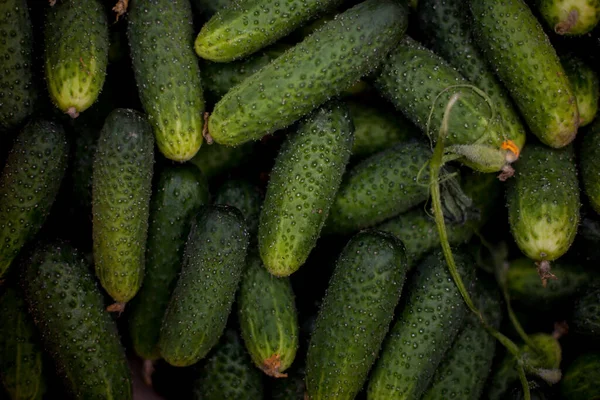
[1,0,600,399]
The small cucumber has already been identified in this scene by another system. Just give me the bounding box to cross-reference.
[581,119,600,214]
[159,206,249,367]
[367,249,474,400]
[469,0,579,148]
[189,142,254,179]
[208,0,408,146]
[44,0,108,117]
[560,352,600,400]
[21,242,131,399]
[214,179,263,238]
[129,165,209,361]
[0,120,68,278]
[561,54,599,127]
[537,0,600,35]
[258,101,353,276]
[92,108,154,307]
[571,288,600,336]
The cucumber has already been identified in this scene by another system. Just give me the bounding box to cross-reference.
[258,101,353,276]
[237,249,298,377]
[0,120,68,278]
[571,288,600,336]
[128,0,205,161]
[469,0,579,148]
[560,352,600,400]
[506,143,580,278]
[129,164,209,361]
[561,54,599,127]
[305,230,408,400]
[159,206,249,367]
[581,119,600,214]
[0,0,36,131]
[208,0,409,146]
[44,0,108,118]
[71,116,102,213]
[537,0,600,35]
[21,242,131,399]
[367,249,474,400]
[189,142,254,179]
[214,179,263,238]
[0,287,46,400]
[192,330,264,400]
[92,108,154,307]
[195,0,344,62]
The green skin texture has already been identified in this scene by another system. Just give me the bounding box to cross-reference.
[581,118,600,214]
[538,0,600,35]
[44,0,108,116]
[92,109,154,305]
[193,330,264,400]
[561,54,599,127]
[208,0,408,146]
[374,36,513,173]
[0,287,46,400]
[195,0,344,62]
[129,165,209,361]
[0,0,36,131]
[305,231,408,400]
[560,352,600,400]
[258,101,353,276]
[571,288,600,336]
[189,142,253,179]
[21,243,132,400]
[0,120,68,278]
[367,250,474,400]
[214,179,263,238]
[159,206,249,367]
[128,0,205,162]
[237,250,298,376]
[469,0,579,148]
[506,143,580,263]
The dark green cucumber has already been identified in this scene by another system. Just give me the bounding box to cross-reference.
[189,141,254,179]
[21,242,131,399]
[129,165,209,361]
[561,54,599,127]
[258,101,353,276]
[469,0,579,148]
[560,352,600,400]
[0,120,68,278]
[581,119,600,214]
[214,179,263,238]
[159,206,249,367]
[0,0,36,131]
[192,330,264,400]
[92,108,154,306]
[208,0,408,146]
[272,364,305,400]
[71,116,101,212]
[506,143,580,272]
[195,0,344,62]
[128,0,205,161]
[537,0,600,35]
[367,249,474,400]
[44,0,108,117]
[571,288,600,336]
[0,287,46,400]
[237,249,298,377]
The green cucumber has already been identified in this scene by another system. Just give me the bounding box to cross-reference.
[237,249,298,377]
[561,54,599,127]
[92,108,154,307]
[0,120,68,278]
[44,0,108,118]
[305,230,408,400]
[128,0,205,161]
[560,352,600,400]
[367,249,474,400]
[571,288,600,336]
[0,0,36,131]
[0,287,46,400]
[21,242,131,399]
[159,206,249,367]
[258,101,353,276]
[537,0,600,35]
[208,0,408,146]
[214,179,263,238]
[129,165,209,361]
[581,119,600,214]
[194,0,344,62]
[469,0,579,148]
[189,141,254,179]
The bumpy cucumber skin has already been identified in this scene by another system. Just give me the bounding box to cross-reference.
[326,140,430,235]
[258,102,353,276]
[129,165,209,361]
[214,179,262,238]
[571,288,600,336]
[21,243,132,400]
[208,0,408,146]
[581,119,600,214]
[193,330,264,400]
[506,143,580,262]
[561,54,599,127]
[0,287,46,400]
[0,120,68,278]
[128,0,204,162]
[92,108,154,305]
[195,0,343,62]
[44,0,108,116]
[367,250,474,400]
[159,206,249,367]
[0,0,36,131]
[305,231,408,400]
[238,250,298,376]
[538,0,600,35]
[469,0,579,148]
[560,352,600,400]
